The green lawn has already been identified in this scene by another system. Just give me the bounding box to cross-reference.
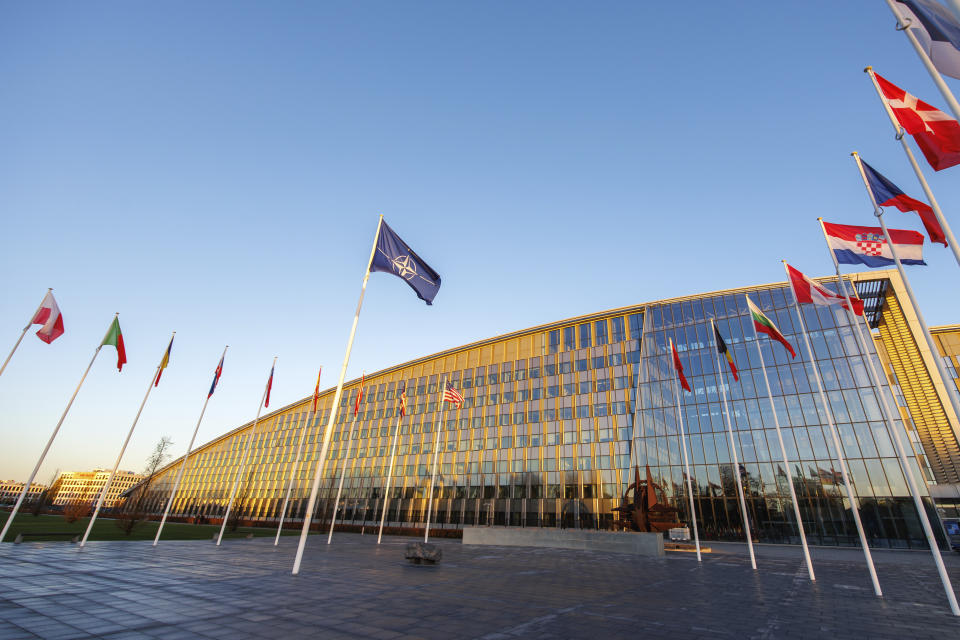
[0,513,301,543]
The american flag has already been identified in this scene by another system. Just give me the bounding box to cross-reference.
[443,382,464,408]
[399,383,407,418]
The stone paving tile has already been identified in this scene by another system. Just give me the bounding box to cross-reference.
[0,535,959,638]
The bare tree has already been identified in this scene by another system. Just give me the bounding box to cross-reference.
[31,468,59,517]
[116,436,173,535]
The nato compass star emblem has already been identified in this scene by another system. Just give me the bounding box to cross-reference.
[390,254,435,285]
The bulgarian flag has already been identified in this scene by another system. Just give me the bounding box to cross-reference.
[102,316,127,371]
[746,296,796,359]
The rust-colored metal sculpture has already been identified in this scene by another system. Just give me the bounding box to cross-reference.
[613,465,682,533]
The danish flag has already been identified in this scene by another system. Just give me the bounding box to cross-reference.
[874,72,960,170]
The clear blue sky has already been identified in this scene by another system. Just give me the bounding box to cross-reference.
[2,1,959,483]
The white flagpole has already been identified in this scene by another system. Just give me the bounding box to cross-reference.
[0,315,113,543]
[80,332,174,547]
[747,302,815,582]
[709,319,757,570]
[216,356,275,546]
[275,410,314,545]
[670,337,701,562]
[154,345,228,546]
[781,260,883,597]
[378,397,405,543]
[328,397,363,544]
[864,67,960,270]
[424,376,449,543]
[885,0,960,122]
[292,216,383,575]
[0,288,50,379]
[851,152,960,423]
[817,219,959,615]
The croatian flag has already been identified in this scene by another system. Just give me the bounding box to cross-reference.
[822,221,926,267]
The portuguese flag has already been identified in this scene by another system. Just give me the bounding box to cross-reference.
[746,296,796,359]
[102,316,127,371]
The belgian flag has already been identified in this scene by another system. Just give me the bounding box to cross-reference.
[714,324,739,382]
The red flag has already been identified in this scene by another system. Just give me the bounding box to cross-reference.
[671,338,691,393]
[265,364,275,407]
[311,367,322,413]
[399,382,407,418]
[354,373,365,417]
[875,73,960,170]
[786,263,864,316]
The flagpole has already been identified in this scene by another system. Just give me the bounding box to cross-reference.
[709,319,757,570]
[328,404,362,544]
[378,402,405,544]
[293,216,384,575]
[275,411,312,545]
[817,220,958,615]
[748,306,815,582]
[424,375,449,543]
[885,0,960,122]
[781,261,883,596]
[217,356,275,546]
[153,345,227,545]
[80,332,174,547]
[851,152,960,424]
[0,315,114,543]
[0,288,50,379]
[863,67,960,270]
[670,337,701,562]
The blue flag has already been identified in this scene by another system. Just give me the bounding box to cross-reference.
[370,220,442,305]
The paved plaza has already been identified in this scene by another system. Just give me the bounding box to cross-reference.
[0,533,959,639]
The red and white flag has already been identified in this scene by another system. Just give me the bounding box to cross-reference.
[875,72,960,170]
[31,291,64,344]
[786,263,864,316]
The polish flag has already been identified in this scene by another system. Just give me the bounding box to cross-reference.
[31,291,64,344]
[786,264,864,316]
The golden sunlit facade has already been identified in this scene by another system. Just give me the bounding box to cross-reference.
[141,269,957,548]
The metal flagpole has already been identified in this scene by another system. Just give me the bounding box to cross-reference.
[0,288,50,379]
[864,67,960,270]
[709,319,757,570]
[424,376,449,543]
[817,220,959,615]
[0,316,113,543]
[217,357,275,546]
[885,0,960,122]
[80,332,174,547]
[154,345,228,546]
[378,398,405,543]
[670,337,701,562]
[781,260,883,597]
[328,399,363,544]
[275,410,313,545]
[851,152,960,423]
[292,216,383,575]
[748,306,815,582]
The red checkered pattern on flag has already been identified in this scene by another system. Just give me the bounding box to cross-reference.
[443,382,464,408]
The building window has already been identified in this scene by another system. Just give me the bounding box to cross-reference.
[595,319,608,346]
[579,323,592,349]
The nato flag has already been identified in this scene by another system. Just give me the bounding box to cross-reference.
[370,220,442,305]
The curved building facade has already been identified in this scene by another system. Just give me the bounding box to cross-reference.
[141,268,958,548]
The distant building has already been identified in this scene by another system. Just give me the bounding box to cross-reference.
[0,480,47,505]
[49,470,144,508]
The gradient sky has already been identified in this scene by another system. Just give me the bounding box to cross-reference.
[3,1,960,484]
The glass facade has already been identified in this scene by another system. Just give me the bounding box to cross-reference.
[142,272,948,549]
